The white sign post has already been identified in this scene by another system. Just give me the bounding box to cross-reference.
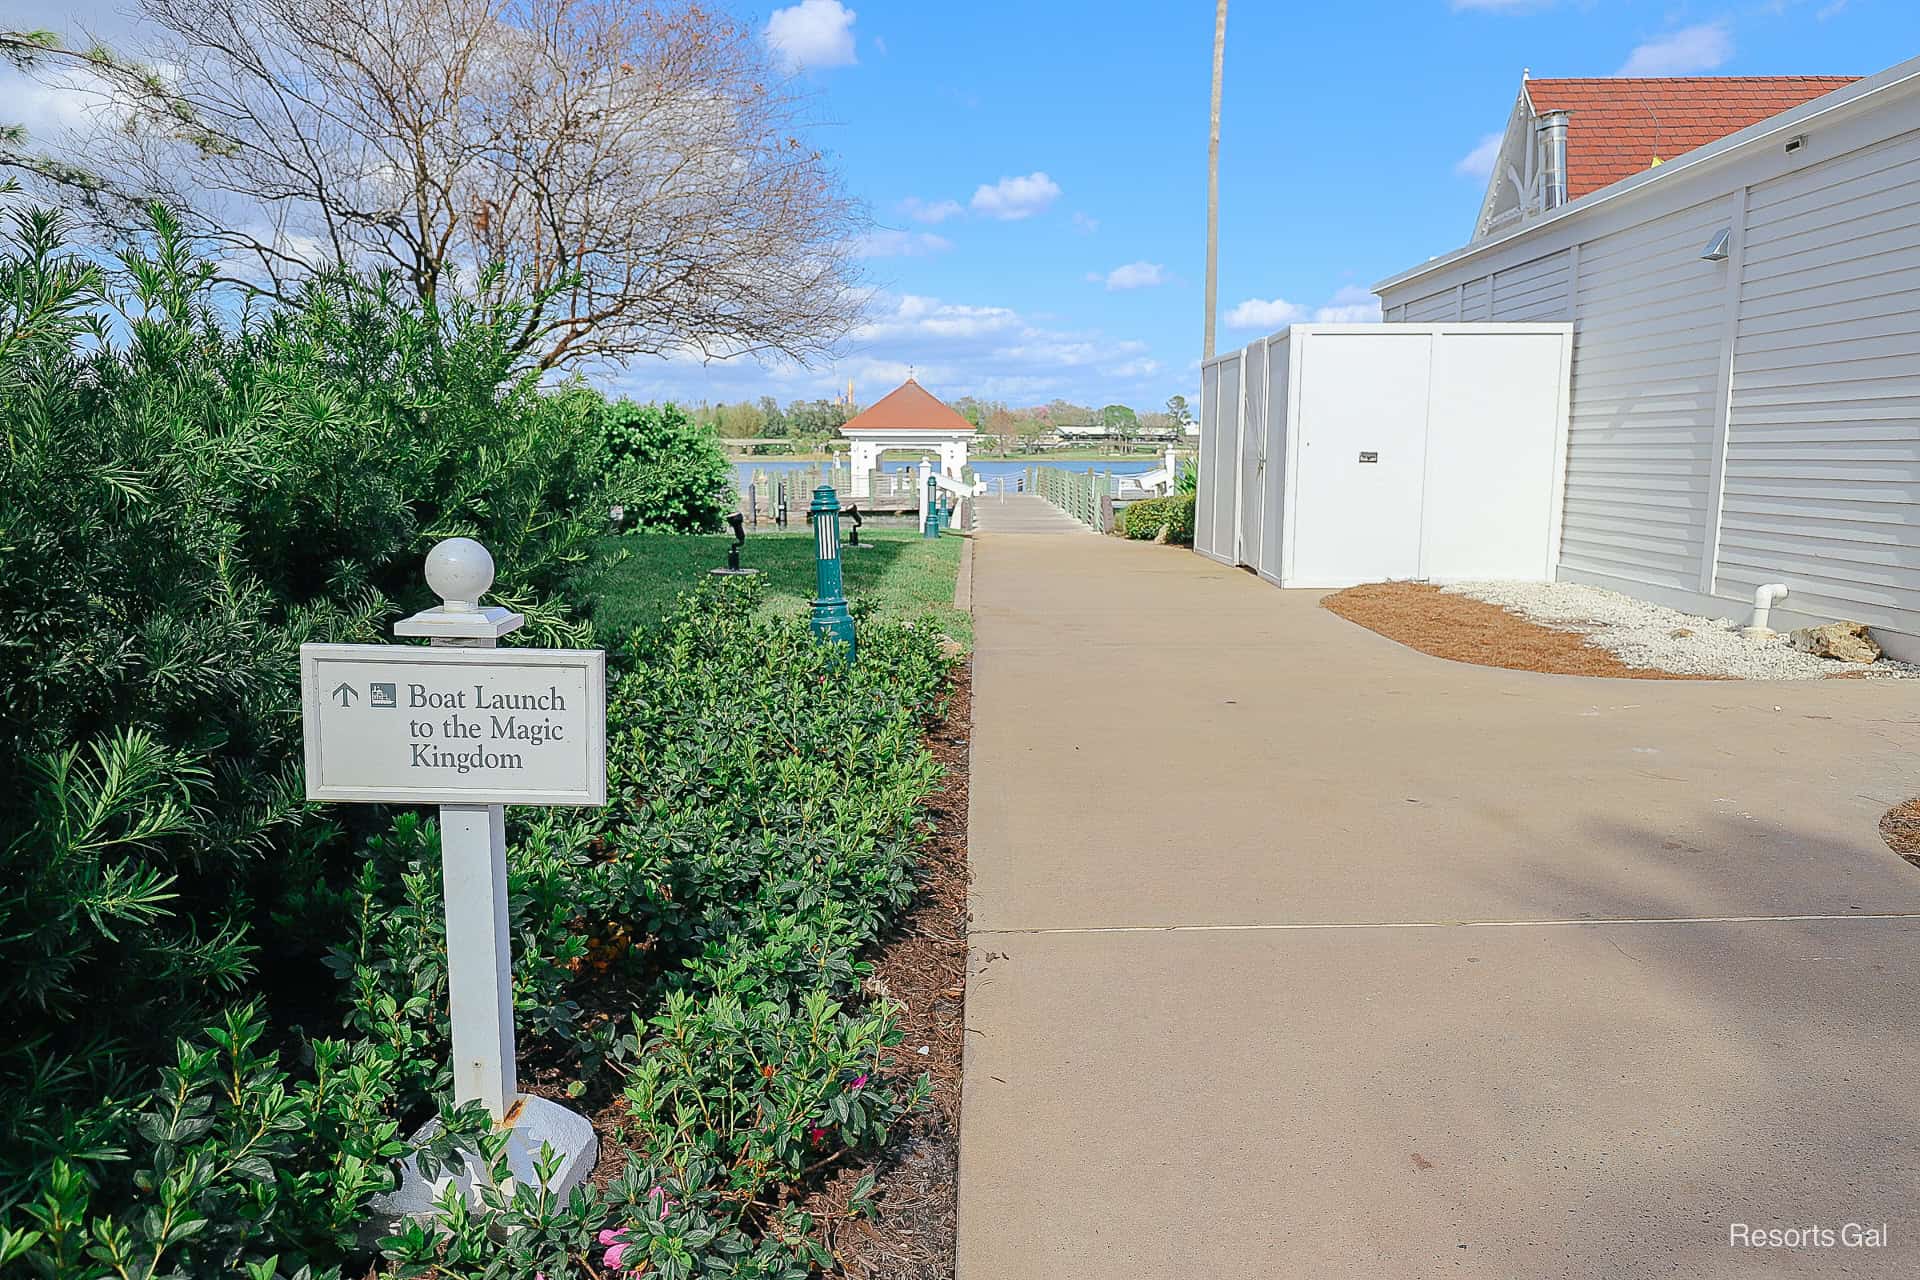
[300,537,605,1219]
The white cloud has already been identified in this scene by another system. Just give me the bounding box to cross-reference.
[1227,286,1379,331]
[1071,211,1100,234]
[899,196,964,224]
[1312,285,1381,324]
[856,294,1022,341]
[619,289,1174,407]
[969,171,1061,221]
[1456,132,1503,179]
[765,0,859,72]
[853,228,952,258]
[1089,261,1166,291]
[1,62,125,145]
[1816,0,1847,18]
[1615,22,1732,77]
[1226,297,1308,330]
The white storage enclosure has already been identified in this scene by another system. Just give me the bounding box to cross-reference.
[1197,324,1573,588]
[1375,59,1920,659]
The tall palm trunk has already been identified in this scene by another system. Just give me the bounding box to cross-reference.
[1203,0,1228,360]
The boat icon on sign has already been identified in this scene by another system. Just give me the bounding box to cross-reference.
[369,682,398,708]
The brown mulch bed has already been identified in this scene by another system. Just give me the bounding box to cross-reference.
[807,662,971,1278]
[1881,798,1920,869]
[1321,581,1721,680]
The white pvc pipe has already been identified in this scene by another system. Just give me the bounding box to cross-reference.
[1749,582,1789,633]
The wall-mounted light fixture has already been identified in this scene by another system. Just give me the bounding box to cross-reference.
[1700,228,1732,262]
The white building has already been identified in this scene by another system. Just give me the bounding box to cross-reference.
[1374,58,1920,658]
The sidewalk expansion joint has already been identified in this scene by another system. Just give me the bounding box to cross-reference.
[971,911,1920,937]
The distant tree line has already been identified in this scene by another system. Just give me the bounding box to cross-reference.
[692,397,857,440]
[688,392,1193,451]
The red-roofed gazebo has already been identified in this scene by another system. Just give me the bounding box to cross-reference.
[839,376,978,498]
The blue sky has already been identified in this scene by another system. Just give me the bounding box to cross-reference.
[8,0,1912,410]
[634,0,1907,412]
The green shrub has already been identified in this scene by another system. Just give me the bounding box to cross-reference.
[1119,492,1196,544]
[602,401,735,533]
[342,579,953,1278]
[0,205,606,1221]
[2,206,956,1279]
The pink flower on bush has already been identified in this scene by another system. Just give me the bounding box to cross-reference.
[850,1073,868,1091]
[648,1183,675,1216]
[809,1125,828,1144]
[599,1226,635,1268]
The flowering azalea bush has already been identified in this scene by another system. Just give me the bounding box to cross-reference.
[5,572,955,1277]
[372,577,952,1278]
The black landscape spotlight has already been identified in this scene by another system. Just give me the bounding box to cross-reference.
[711,512,759,577]
[844,504,868,549]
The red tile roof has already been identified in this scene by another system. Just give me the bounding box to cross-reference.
[1525,76,1858,199]
[839,378,976,433]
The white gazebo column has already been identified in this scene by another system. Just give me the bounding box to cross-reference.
[917,457,931,529]
[849,439,877,498]
[1164,444,1178,494]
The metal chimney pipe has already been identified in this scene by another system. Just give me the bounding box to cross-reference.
[1537,110,1571,211]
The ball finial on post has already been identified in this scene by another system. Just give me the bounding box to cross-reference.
[424,538,495,613]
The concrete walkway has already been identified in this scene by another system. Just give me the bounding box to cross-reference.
[971,491,1090,535]
[960,530,1920,1278]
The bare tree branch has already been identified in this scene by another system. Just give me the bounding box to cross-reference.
[6,0,869,370]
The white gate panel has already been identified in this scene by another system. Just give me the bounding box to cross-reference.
[1200,324,1570,588]
[1422,331,1572,579]
[1237,338,1267,567]
[1288,331,1433,586]
[1258,333,1292,580]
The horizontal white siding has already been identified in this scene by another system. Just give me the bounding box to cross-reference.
[1374,72,1920,652]
[1490,250,1573,321]
[1462,275,1493,321]
[1714,127,1920,630]
[1402,286,1458,322]
[1559,201,1731,590]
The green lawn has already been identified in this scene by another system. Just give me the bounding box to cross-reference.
[581,526,971,645]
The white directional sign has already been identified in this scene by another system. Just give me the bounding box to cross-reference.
[300,643,606,806]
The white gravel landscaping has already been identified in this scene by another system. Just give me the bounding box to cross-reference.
[1440,580,1920,681]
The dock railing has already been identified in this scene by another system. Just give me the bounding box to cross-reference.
[737,464,922,525]
[1028,466,1117,529]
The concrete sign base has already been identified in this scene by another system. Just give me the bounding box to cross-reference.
[366,1094,598,1232]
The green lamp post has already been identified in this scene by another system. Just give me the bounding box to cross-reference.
[809,485,856,661]
[923,470,941,539]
